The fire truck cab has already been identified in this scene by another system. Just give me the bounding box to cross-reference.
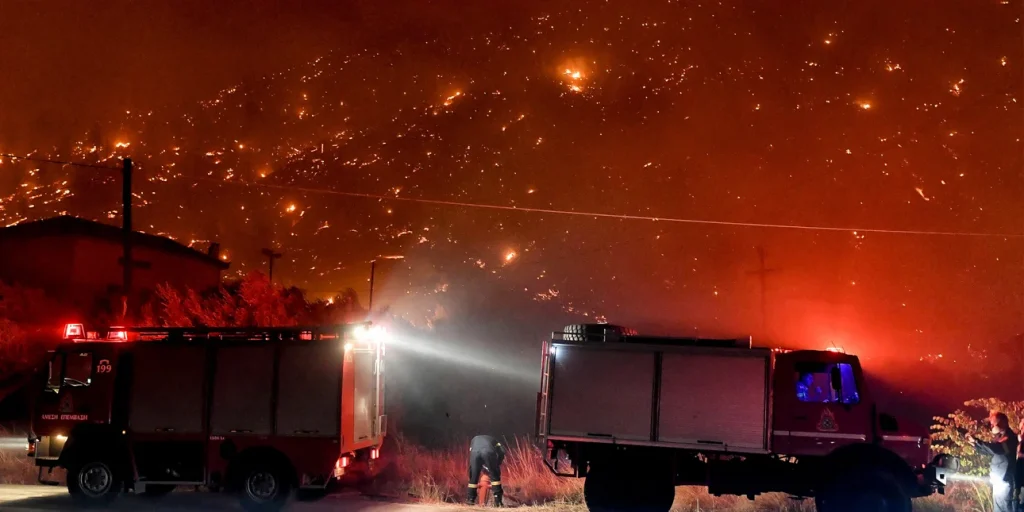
[29,323,386,511]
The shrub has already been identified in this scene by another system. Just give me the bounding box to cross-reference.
[931,398,1024,476]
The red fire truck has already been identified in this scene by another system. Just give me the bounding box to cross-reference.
[28,323,386,511]
[536,325,958,512]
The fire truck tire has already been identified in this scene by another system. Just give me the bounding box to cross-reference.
[141,484,176,497]
[67,459,121,506]
[583,463,625,512]
[238,462,294,512]
[815,470,910,512]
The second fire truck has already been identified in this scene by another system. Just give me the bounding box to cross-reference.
[536,324,958,512]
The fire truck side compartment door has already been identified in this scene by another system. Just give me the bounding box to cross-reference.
[130,345,206,433]
[549,346,654,441]
[658,351,769,451]
[352,350,376,442]
[276,344,343,436]
[211,346,274,435]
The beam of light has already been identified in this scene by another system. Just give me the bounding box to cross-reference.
[948,473,990,484]
[0,436,27,451]
[387,332,538,384]
[199,178,1024,238]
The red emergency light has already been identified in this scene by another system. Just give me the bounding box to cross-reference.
[63,323,84,339]
[63,323,130,342]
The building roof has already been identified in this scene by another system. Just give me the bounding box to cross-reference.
[0,216,229,269]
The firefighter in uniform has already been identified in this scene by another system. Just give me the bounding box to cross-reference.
[467,435,505,507]
[969,411,1018,512]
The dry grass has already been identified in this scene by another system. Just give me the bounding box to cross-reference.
[371,435,987,511]
[370,434,584,507]
[0,448,35,485]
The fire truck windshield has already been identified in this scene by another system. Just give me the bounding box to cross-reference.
[64,352,93,386]
[795,362,860,404]
[48,351,94,390]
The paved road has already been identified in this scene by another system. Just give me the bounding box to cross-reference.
[0,484,449,511]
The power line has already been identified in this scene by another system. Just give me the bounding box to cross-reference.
[200,178,1024,238]
[0,153,121,170]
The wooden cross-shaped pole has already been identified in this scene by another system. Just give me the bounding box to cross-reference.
[746,246,778,338]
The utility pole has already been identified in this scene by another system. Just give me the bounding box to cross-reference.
[368,260,376,313]
[121,158,133,312]
[261,248,283,282]
[746,246,777,338]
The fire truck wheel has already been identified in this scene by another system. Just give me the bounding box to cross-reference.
[67,459,121,506]
[815,470,910,512]
[239,463,293,512]
[584,463,625,512]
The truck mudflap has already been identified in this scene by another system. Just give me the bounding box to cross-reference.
[916,454,959,496]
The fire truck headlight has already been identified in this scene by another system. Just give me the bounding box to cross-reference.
[369,326,389,344]
[353,325,369,340]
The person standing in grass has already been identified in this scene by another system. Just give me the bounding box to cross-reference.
[968,411,1017,512]
[467,435,506,507]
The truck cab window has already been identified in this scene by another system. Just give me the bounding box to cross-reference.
[46,354,64,391]
[63,352,94,387]
[795,363,859,404]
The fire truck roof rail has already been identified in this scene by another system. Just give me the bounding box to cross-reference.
[552,330,752,349]
[96,324,368,342]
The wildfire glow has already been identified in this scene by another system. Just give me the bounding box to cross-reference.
[286,203,297,212]
[560,60,590,94]
[504,250,518,263]
[859,102,872,110]
[443,91,462,107]
[114,141,130,148]
[950,79,964,97]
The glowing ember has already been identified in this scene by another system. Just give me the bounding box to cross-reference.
[950,79,964,97]
[560,61,589,93]
[442,91,462,107]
